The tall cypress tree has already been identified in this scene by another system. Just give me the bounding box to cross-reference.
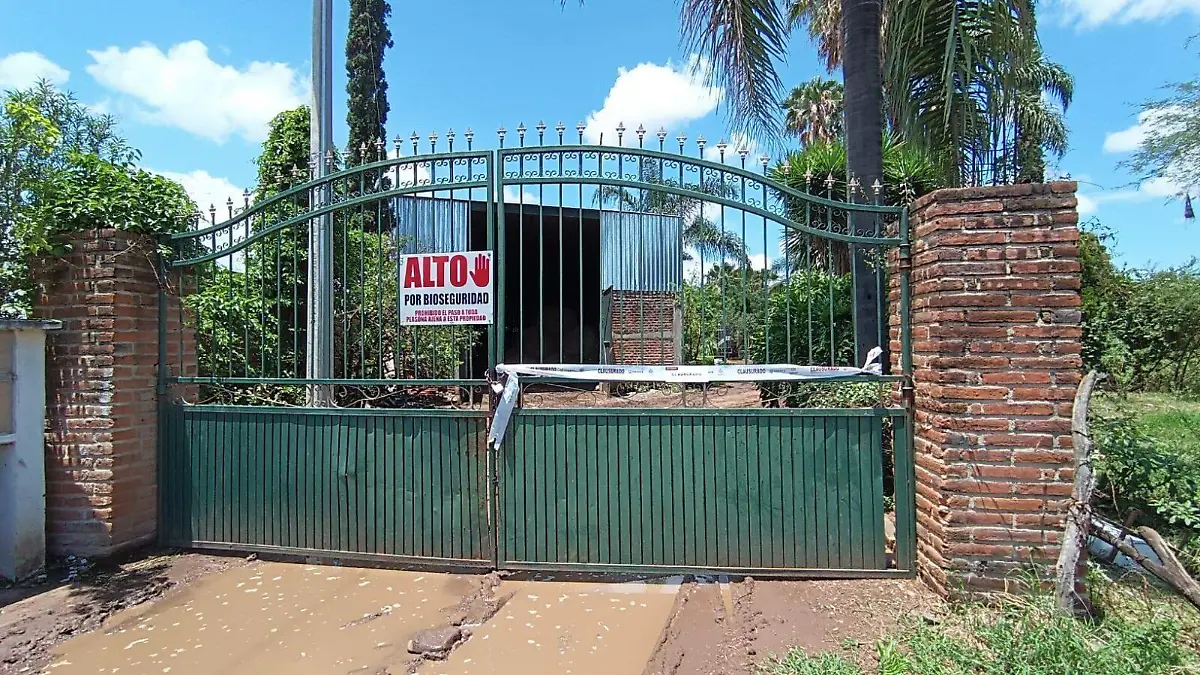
[346,0,392,164]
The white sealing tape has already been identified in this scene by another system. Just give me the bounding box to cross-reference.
[486,347,883,448]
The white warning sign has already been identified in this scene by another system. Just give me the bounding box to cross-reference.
[399,251,494,325]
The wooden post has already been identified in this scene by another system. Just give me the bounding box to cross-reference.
[1056,370,1099,617]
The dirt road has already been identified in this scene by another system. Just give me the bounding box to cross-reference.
[5,553,938,674]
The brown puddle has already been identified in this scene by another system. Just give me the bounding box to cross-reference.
[43,561,469,674]
[41,563,682,675]
[426,578,680,675]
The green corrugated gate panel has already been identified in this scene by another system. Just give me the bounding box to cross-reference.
[497,409,891,575]
[159,404,492,567]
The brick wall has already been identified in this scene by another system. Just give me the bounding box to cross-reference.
[894,182,1082,597]
[608,291,680,365]
[35,229,195,558]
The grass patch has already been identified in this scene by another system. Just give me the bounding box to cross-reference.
[759,571,1200,675]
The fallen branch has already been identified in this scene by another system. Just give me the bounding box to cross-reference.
[1091,519,1200,611]
[1057,370,1100,617]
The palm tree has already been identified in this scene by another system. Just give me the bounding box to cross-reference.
[1012,43,1073,183]
[781,77,844,144]
[841,0,885,365]
[788,0,1071,187]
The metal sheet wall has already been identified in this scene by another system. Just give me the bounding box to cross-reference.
[600,212,683,291]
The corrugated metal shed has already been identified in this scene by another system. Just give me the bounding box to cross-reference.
[600,212,683,292]
[395,196,469,253]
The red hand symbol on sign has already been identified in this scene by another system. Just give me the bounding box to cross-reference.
[470,254,490,287]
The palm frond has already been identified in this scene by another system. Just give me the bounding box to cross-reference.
[679,0,789,142]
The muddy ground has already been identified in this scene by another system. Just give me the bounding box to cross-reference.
[0,550,243,674]
[645,577,940,674]
[3,550,939,675]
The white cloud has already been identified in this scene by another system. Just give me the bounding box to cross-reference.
[584,55,722,145]
[1056,0,1200,26]
[0,51,69,90]
[86,41,308,144]
[1079,176,1184,216]
[151,168,244,213]
[1077,193,1099,216]
[1104,108,1183,154]
[503,186,542,205]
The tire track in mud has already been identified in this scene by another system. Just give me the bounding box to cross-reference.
[642,577,762,675]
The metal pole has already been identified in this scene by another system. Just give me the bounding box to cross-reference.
[306,0,334,406]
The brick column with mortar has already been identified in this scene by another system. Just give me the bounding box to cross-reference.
[894,182,1082,597]
[35,229,195,558]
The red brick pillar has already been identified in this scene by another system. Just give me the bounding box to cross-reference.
[35,229,194,558]
[902,183,1082,597]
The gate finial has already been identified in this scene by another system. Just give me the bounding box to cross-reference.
[576,121,586,143]
[536,121,547,145]
[447,129,455,152]
[393,134,403,158]
[464,128,475,150]
[429,130,439,153]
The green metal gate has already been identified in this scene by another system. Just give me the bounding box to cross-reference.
[158,128,915,578]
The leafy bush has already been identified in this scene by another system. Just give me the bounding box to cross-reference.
[1092,404,1200,572]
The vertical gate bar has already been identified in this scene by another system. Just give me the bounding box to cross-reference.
[577,145,585,361]
[894,413,915,572]
[742,161,749,362]
[518,149,525,364]
[537,145,545,363]
[488,153,499,368]
[376,189,384,379]
[559,151,565,363]
[761,176,768,364]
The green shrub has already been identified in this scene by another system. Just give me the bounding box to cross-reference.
[1092,407,1200,572]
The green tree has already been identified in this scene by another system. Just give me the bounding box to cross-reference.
[256,107,311,198]
[346,0,392,164]
[781,77,844,144]
[0,81,135,315]
[1122,65,1200,198]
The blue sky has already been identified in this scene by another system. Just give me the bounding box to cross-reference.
[1,0,1198,268]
